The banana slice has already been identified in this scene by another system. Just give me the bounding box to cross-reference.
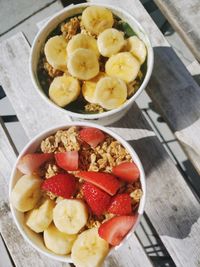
[67,48,99,80]
[94,76,127,110]
[71,227,109,267]
[67,33,99,57]
[49,74,80,107]
[26,199,55,233]
[44,224,77,255]
[82,6,114,36]
[82,72,106,103]
[44,35,68,72]
[126,36,147,64]
[105,52,140,83]
[10,174,42,212]
[53,199,88,235]
[97,28,125,57]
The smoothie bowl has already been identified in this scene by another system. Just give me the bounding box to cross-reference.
[9,122,146,266]
[30,3,153,125]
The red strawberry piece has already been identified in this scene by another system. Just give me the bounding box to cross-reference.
[98,215,138,246]
[17,153,53,174]
[112,162,140,183]
[79,127,105,148]
[41,173,76,198]
[82,182,111,216]
[78,171,120,196]
[108,193,132,215]
[55,151,78,171]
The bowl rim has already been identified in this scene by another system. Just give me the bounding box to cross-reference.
[29,2,154,120]
[9,121,146,262]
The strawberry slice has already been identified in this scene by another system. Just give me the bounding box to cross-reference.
[78,171,120,196]
[98,215,138,246]
[82,182,111,216]
[17,153,53,174]
[112,162,140,183]
[79,127,105,147]
[55,151,78,171]
[108,193,132,215]
[41,173,76,198]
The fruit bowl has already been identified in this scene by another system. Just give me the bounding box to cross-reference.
[30,3,153,125]
[9,122,146,265]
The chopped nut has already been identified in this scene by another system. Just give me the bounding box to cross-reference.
[61,17,80,40]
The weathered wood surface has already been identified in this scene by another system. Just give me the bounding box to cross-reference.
[0,1,63,44]
[1,31,200,267]
[0,0,54,35]
[154,0,200,62]
[0,123,69,267]
[90,0,200,174]
[0,33,153,267]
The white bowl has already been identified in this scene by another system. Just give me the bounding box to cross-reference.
[9,122,146,263]
[30,3,154,125]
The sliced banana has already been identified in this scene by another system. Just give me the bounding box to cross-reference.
[44,35,68,72]
[44,224,77,255]
[71,227,109,267]
[10,174,42,212]
[97,28,125,57]
[53,199,88,235]
[67,33,99,57]
[49,74,80,107]
[126,36,147,64]
[67,48,99,80]
[82,6,114,36]
[94,76,127,110]
[105,52,140,83]
[26,199,55,233]
[82,72,106,103]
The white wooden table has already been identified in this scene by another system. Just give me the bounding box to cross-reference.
[0,0,200,266]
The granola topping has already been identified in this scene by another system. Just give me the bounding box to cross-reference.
[39,126,142,233]
[61,17,80,41]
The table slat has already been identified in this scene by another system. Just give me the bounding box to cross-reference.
[1,31,200,267]
[0,124,69,267]
[154,0,200,62]
[0,33,153,267]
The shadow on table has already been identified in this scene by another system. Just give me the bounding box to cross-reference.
[147,46,200,132]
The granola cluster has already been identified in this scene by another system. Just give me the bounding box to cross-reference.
[44,61,63,78]
[41,127,80,153]
[84,103,104,113]
[61,17,80,41]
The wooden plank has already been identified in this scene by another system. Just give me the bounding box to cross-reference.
[0,1,63,44]
[0,34,153,267]
[154,0,200,62]
[0,123,69,267]
[1,31,200,267]
[0,233,13,267]
[0,0,55,35]
[89,0,200,174]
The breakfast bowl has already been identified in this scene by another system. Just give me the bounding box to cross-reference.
[30,3,154,125]
[9,122,146,265]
